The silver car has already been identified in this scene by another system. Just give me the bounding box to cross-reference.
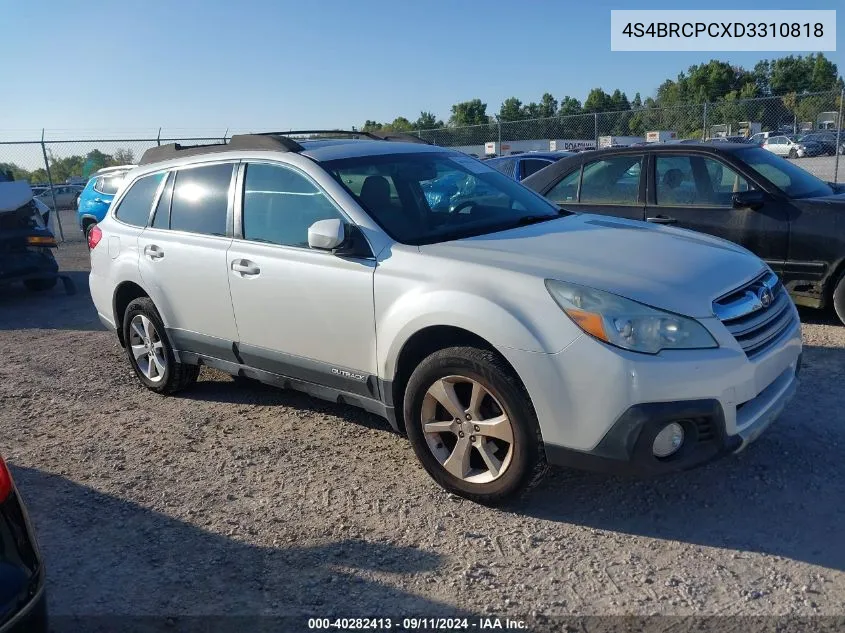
[87,132,801,503]
[35,185,83,209]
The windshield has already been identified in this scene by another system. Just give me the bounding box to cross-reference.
[323,151,560,245]
[737,147,834,199]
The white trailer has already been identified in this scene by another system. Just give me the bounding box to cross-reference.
[598,135,645,148]
[646,130,677,143]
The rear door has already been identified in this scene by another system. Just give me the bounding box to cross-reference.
[137,161,240,361]
[543,153,646,221]
[645,151,789,267]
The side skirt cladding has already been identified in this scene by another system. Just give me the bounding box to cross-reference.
[167,329,399,431]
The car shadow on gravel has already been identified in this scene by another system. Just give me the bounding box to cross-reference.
[184,374,397,434]
[0,271,100,332]
[513,342,845,572]
[12,465,472,630]
[796,306,841,326]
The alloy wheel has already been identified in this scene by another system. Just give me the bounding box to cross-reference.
[128,314,167,383]
[421,375,514,484]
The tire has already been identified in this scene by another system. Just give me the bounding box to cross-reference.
[403,346,546,504]
[788,148,797,159]
[833,272,845,326]
[23,277,57,292]
[122,297,199,394]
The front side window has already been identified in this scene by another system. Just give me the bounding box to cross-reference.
[242,163,345,248]
[324,151,560,245]
[169,163,233,236]
[113,172,165,227]
[579,155,642,205]
[655,155,749,207]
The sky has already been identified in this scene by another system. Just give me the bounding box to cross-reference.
[0,0,842,139]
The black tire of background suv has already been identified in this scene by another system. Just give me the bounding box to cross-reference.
[23,277,57,292]
[403,346,547,505]
[122,297,200,395]
[833,272,845,326]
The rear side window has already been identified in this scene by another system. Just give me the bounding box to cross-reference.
[520,159,552,179]
[490,158,516,177]
[170,163,233,236]
[546,168,581,204]
[113,172,165,227]
[579,155,642,205]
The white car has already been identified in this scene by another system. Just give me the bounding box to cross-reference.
[87,132,802,503]
[762,135,810,158]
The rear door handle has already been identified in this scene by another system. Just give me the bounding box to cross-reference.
[231,259,260,276]
[144,245,165,260]
[646,215,677,224]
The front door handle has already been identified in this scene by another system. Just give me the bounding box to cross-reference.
[646,215,677,224]
[144,244,165,260]
[231,259,260,276]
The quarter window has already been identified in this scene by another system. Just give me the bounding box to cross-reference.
[579,155,642,205]
[170,163,233,236]
[242,163,345,248]
[113,172,165,227]
[521,158,553,179]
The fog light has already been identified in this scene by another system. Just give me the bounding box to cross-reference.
[652,422,684,457]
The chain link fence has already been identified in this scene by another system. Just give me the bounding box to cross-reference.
[415,89,845,183]
[1,89,843,241]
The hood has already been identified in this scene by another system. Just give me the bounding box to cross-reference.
[419,213,766,318]
[0,182,34,213]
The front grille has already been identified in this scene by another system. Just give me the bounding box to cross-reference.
[692,417,716,443]
[714,271,796,358]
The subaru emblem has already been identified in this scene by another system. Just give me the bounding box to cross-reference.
[757,286,773,308]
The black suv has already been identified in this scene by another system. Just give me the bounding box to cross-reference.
[523,142,845,324]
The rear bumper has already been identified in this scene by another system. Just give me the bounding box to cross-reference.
[0,251,58,286]
[545,354,800,475]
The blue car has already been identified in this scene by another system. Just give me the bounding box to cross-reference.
[76,165,134,238]
[485,151,575,181]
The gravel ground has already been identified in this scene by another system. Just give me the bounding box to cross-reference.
[1,211,844,628]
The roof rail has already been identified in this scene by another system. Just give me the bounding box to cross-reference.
[138,134,304,166]
[257,129,432,145]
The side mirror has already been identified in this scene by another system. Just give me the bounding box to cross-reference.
[732,190,765,210]
[307,218,346,251]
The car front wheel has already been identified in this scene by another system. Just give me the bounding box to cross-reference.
[403,346,546,504]
[122,297,199,394]
[833,273,845,326]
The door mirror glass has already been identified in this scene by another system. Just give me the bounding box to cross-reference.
[307,218,346,250]
[732,189,765,210]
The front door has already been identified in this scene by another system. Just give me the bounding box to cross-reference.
[646,153,789,270]
[226,161,378,397]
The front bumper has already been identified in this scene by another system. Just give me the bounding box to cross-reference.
[502,310,802,476]
[545,355,799,475]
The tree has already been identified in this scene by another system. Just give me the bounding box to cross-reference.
[0,162,32,181]
[498,97,524,122]
[112,148,135,165]
[415,111,442,129]
[558,96,582,116]
[583,88,613,113]
[82,149,113,176]
[609,89,630,111]
[449,99,488,126]
[631,92,642,109]
[388,116,413,132]
[361,120,383,132]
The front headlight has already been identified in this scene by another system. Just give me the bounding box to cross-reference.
[545,280,718,354]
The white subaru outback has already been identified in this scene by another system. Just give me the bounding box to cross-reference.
[88,132,802,504]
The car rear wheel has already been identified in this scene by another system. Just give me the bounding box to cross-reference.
[122,297,199,394]
[23,277,57,292]
[403,346,546,504]
[788,148,797,159]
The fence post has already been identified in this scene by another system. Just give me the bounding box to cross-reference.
[222,128,228,143]
[702,102,708,140]
[594,113,598,145]
[497,119,502,153]
[40,129,64,242]
[156,127,162,147]
[835,88,844,184]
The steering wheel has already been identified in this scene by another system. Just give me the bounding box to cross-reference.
[449,199,476,214]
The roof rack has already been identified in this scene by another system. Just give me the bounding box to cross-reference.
[138,129,431,165]
[257,130,432,145]
[138,134,304,165]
